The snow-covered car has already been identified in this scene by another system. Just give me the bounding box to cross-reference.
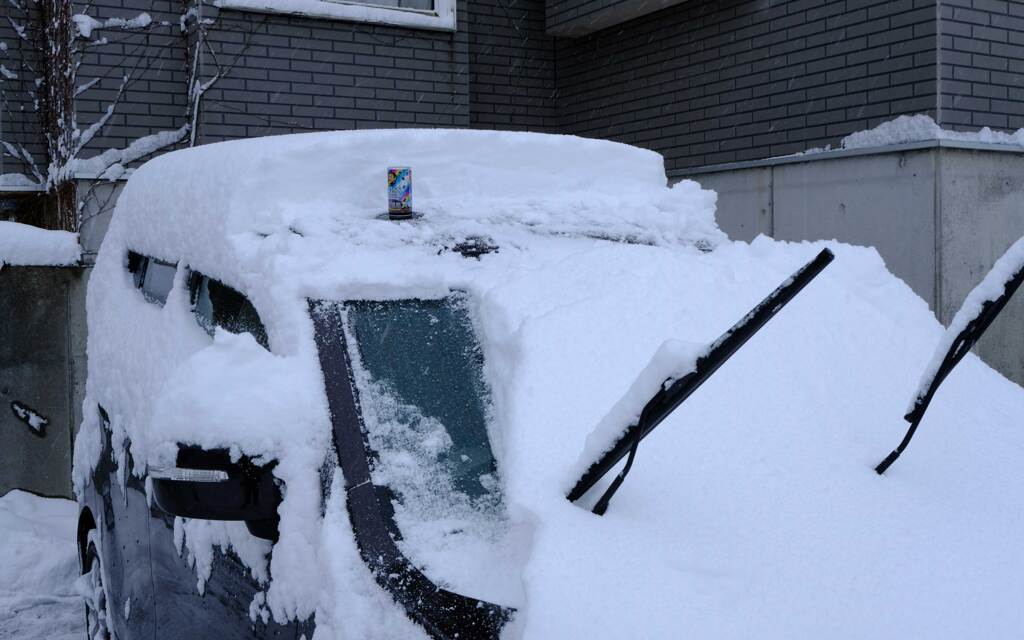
[72,129,1024,640]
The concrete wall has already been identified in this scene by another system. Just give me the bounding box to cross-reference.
[938,147,1024,381]
[681,142,1024,385]
[0,267,89,499]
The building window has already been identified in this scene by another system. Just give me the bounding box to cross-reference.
[212,0,456,32]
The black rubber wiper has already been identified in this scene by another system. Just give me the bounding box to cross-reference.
[567,249,835,515]
[310,301,514,639]
[875,261,1024,474]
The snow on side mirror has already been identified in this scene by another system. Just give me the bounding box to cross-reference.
[875,237,1024,475]
[568,248,835,515]
[150,445,282,540]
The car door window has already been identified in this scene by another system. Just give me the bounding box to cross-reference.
[187,272,269,349]
[127,251,177,305]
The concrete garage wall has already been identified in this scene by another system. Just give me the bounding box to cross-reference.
[772,150,938,307]
[678,141,1024,386]
[938,147,1024,383]
[0,267,89,499]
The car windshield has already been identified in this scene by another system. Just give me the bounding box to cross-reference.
[345,294,498,498]
[346,292,501,499]
[340,294,513,598]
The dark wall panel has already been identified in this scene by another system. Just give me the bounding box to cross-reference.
[468,0,558,130]
[557,0,940,172]
[939,0,1024,130]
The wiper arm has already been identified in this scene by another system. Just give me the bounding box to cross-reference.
[568,248,835,514]
[875,260,1024,475]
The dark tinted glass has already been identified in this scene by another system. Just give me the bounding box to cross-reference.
[188,273,269,349]
[345,294,498,498]
[127,251,176,305]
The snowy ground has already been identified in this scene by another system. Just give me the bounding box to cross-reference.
[0,491,82,640]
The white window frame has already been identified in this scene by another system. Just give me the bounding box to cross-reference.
[212,0,456,32]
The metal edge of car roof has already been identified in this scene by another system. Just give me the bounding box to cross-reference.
[669,138,1024,178]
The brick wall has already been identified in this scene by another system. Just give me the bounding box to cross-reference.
[467,0,558,130]
[557,0,940,172]
[197,1,471,141]
[939,0,1024,130]
[0,2,45,179]
[73,0,190,168]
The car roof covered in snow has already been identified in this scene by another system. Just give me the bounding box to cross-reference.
[112,129,721,281]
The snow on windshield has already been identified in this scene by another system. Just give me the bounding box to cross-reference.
[341,297,520,606]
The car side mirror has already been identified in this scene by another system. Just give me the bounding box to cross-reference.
[150,446,282,541]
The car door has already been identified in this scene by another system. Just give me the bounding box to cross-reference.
[147,271,312,639]
[94,405,157,640]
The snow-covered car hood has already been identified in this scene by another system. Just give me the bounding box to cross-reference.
[75,129,1024,639]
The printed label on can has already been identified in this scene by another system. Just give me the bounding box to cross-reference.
[387,167,412,216]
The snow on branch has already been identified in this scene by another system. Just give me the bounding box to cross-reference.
[72,12,153,39]
[74,124,189,181]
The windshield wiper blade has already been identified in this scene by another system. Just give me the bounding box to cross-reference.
[875,262,1024,475]
[568,248,835,514]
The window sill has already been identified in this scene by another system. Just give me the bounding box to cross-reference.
[213,0,456,32]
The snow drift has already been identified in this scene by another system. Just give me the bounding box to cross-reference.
[75,129,1024,639]
[0,491,82,640]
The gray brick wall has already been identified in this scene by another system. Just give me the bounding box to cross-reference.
[73,0,190,168]
[546,0,689,36]
[557,0,940,172]
[0,2,44,179]
[197,0,471,140]
[11,0,1024,186]
[939,0,1024,129]
[468,0,557,130]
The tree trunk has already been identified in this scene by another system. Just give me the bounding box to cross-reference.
[37,0,76,231]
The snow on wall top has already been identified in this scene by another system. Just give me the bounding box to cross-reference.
[0,222,81,266]
[799,114,1024,155]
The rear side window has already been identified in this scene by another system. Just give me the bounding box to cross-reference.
[127,251,177,305]
[187,272,269,349]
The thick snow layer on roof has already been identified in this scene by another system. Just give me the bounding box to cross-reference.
[77,130,1024,638]
[800,114,1024,154]
[0,491,81,639]
[0,221,81,266]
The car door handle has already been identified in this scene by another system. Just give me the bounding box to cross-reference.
[148,466,229,483]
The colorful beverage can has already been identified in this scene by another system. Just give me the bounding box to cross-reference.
[387,166,412,218]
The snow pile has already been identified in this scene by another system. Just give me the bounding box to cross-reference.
[802,114,1024,154]
[912,236,1024,407]
[76,129,1024,638]
[0,491,82,640]
[0,221,81,266]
